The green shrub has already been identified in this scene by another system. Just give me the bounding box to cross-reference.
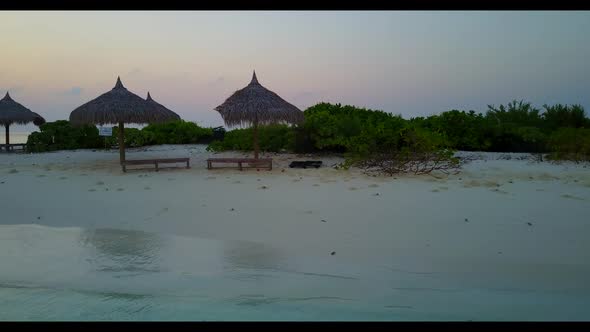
[27,120,215,153]
[547,127,590,161]
[26,120,103,152]
[142,120,213,145]
[206,124,293,153]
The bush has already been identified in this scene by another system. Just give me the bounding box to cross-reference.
[350,125,460,176]
[142,120,213,145]
[206,124,294,153]
[27,120,215,152]
[419,110,492,151]
[547,127,590,162]
[26,120,103,152]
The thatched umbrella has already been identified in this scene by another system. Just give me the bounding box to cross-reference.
[69,77,180,163]
[146,92,181,121]
[214,71,304,159]
[0,92,46,151]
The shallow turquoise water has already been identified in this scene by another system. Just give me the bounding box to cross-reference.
[0,225,589,321]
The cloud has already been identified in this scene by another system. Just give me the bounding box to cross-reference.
[127,68,143,77]
[59,86,83,96]
[69,87,83,95]
[206,76,225,87]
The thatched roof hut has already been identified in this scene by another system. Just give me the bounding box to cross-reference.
[70,77,177,126]
[0,92,46,149]
[214,71,304,158]
[69,77,180,164]
[146,92,181,121]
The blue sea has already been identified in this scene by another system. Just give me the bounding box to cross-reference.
[0,224,589,321]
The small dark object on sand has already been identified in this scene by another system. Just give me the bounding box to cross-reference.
[331,251,336,255]
[465,218,469,222]
[281,169,285,172]
[498,251,503,254]
[321,219,327,222]
[527,222,532,226]
[230,208,235,211]
[0,181,4,184]
[289,161,322,169]
[373,193,380,196]
[458,178,462,180]
[37,216,41,220]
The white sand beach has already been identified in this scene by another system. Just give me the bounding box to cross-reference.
[1,146,589,320]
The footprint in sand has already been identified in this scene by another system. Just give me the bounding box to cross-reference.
[144,186,151,190]
[313,183,320,187]
[368,184,379,188]
[117,188,125,191]
[258,186,269,190]
[149,208,168,221]
[88,188,97,192]
[561,194,584,201]
[490,188,509,194]
[8,169,18,174]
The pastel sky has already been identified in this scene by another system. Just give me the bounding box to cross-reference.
[1,11,590,131]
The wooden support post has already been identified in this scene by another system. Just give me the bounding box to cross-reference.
[4,124,9,152]
[253,119,259,160]
[118,121,125,165]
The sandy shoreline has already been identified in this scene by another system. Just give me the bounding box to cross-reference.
[1,145,590,319]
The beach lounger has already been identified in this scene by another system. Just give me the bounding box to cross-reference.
[207,158,272,171]
[121,158,190,172]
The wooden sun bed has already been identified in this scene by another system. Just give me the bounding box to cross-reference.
[206,158,272,171]
[121,157,190,172]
